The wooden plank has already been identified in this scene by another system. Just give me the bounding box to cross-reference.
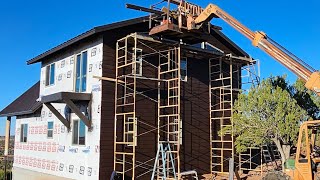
[45,103,70,129]
[93,75,125,83]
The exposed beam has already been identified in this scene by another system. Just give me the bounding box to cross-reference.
[45,103,70,129]
[93,75,125,83]
[126,4,163,15]
[64,98,91,128]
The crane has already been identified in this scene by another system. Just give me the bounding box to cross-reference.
[189,3,320,96]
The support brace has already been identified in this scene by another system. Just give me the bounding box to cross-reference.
[45,103,70,129]
[41,92,92,129]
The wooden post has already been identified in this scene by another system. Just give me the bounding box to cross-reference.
[4,116,11,180]
[4,116,11,156]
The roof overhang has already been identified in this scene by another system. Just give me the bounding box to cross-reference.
[26,16,249,65]
[27,16,150,65]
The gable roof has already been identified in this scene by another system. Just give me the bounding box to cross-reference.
[0,81,41,117]
[27,16,248,65]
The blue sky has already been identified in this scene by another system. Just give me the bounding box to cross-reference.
[0,0,319,135]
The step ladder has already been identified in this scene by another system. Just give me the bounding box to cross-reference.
[151,142,177,180]
[262,144,279,171]
[270,143,281,160]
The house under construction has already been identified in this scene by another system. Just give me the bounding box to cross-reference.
[0,1,262,180]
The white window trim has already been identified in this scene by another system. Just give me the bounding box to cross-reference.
[72,119,86,146]
[45,62,55,87]
[74,51,88,92]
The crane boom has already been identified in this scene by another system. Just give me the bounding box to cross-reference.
[190,3,320,95]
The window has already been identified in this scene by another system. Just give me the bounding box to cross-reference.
[126,117,137,146]
[45,63,55,86]
[72,120,86,145]
[47,122,53,138]
[20,124,28,143]
[180,58,187,81]
[132,48,142,76]
[75,51,88,92]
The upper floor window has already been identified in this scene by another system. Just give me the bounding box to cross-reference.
[72,119,86,145]
[20,124,28,143]
[180,58,187,81]
[45,63,55,86]
[47,121,53,138]
[75,51,88,92]
[132,48,142,76]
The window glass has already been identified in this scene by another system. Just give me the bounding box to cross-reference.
[45,63,55,86]
[50,63,55,85]
[75,52,87,92]
[76,55,81,92]
[45,66,50,86]
[73,120,79,145]
[181,58,187,81]
[81,51,87,92]
[20,124,28,143]
[79,120,86,145]
[47,122,53,138]
[72,120,86,145]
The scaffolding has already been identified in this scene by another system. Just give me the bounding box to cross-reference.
[209,56,260,176]
[237,60,262,176]
[209,57,236,175]
[112,32,261,179]
[114,33,182,179]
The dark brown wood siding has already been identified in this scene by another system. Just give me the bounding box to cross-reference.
[180,58,210,174]
[99,22,151,179]
[99,23,243,179]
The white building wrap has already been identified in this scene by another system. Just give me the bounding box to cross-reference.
[14,39,103,180]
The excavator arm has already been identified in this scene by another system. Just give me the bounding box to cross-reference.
[191,3,320,95]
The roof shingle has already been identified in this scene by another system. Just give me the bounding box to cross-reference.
[0,81,41,117]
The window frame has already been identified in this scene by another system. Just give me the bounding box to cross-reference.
[180,58,187,82]
[45,63,55,86]
[20,124,28,143]
[74,51,88,92]
[72,119,86,146]
[47,121,54,139]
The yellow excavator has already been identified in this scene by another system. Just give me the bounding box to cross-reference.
[145,0,320,179]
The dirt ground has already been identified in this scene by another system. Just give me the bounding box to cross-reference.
[199,161,282,180]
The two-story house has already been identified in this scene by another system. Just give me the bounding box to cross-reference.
[0,15,256,179]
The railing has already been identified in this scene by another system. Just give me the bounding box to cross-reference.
[0,155,13,180]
